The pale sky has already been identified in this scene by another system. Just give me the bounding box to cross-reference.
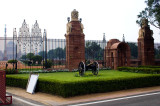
[0,0,159,42]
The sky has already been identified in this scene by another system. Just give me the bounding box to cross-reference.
[0,0,159,42]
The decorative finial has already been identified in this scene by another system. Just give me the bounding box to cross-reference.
[5,24,6,33]
[43,29,46,38]
[71,9,79,21]
[13,28,17,37]
[122,34,125,42]
[103,33,106,42]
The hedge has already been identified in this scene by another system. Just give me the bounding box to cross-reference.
[117,67,160,74]
[6,75,160,97]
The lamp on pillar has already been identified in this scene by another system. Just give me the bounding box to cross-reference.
[67,17,70,23]
[79,18,82,23]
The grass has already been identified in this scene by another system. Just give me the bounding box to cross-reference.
[6,70,160,97]
[6,70,158,82]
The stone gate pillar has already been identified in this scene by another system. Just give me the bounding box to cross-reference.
[65,9,85,71]
[138,18,154,66]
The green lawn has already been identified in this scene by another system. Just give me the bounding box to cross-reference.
[6,70,160,97]
[7,70,157,82]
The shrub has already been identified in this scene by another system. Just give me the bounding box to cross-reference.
[5,69,18,74]
[43,60,52,68]
[6,74,160,97]
[117,67,160,74]
[8,60,18,63]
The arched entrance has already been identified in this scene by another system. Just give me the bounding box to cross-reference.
[105,39,131,70]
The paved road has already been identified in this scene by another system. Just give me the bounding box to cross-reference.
[69,91,160,106]
[3,93,47,106]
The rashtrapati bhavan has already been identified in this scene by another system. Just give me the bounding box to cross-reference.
[13,20,46,57]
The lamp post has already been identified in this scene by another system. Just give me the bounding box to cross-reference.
[13,34,14,70]
[13,28,17,70]
[43,29,47,69]
[44,29,47,69]
[30,35,31,71]
[15,39,17,70]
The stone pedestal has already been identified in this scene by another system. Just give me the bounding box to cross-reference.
[65,9,85,71]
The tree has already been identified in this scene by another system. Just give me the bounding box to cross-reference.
[48,49,54,59]
[155,46,160,59]
[48,48,65,60]
[85,42,103,60]
[54,48,65,59]
[136,0,160,29]
[32,55,42,64]
[128,43,138,59]
[20,55,27,60]
[38,51,44,58]
[8,59,18,63]
[43,60,53,68]
[26,53,34,60]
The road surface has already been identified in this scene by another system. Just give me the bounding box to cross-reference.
[69,91,160,106]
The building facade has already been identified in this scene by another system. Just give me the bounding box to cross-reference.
[15,20,43,58]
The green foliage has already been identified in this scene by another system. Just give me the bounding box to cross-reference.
[5,69,18,74]
[48,48,66,59]
[27,53,34,60]
[8,59,18,63]
[155,46,160,59]
[127,43,138,59]
[85,42,103,60]
[20,55,27,60]
[44,60,53,68]
[118,66,160,74]
[32,55,42,64]
[136,0,160,29]
[20,53,42,65]
[38,51,44,57]
[6,71,160,97]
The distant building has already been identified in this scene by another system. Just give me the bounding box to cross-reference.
[0,50,3,60]
[6,41,15,60]
[15,20,43,57]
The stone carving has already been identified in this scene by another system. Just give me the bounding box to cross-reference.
[71,9,79,21]
[141,18,148,28]
[66,23,72,34]
[138,18,153,38]
[80,23,84,33]
[139,29,144,38]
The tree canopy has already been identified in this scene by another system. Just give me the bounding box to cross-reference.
[136,0,160,29]
[85,42,103,60]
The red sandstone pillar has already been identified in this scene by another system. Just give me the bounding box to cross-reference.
[65,9,85,71]
[138,18,154,66]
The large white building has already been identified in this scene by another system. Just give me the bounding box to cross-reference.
[14,20,45,57]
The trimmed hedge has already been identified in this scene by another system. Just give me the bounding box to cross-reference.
[117,67,160,74]
[6,75,160,97]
